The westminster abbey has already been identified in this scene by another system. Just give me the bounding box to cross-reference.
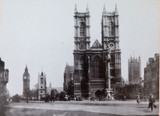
[73,5,122,98]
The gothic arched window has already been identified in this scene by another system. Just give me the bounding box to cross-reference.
[108,20,115,36]
[91,56,102,79]
[80,56,84,70]
[80,22,86,36]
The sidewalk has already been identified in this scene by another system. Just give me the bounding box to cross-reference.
[7,100,159,116]
[53,100,159,106]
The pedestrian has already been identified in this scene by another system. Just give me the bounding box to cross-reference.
[148,94,156,111]
[137,94,140,104]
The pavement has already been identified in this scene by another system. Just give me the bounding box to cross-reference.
[3,100,159,116]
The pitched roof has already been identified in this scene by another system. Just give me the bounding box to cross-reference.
[64,65,74,74]
[91,39,102,48]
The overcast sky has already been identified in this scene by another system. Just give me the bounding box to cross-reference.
[0,0,159,96]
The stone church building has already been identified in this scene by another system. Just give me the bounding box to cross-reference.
[73,5,122,98]
[38,72,46,100]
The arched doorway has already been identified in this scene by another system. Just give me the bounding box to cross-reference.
[95,90,102,101]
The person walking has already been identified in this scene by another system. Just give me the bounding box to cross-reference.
[148,94,156,111]
[137,94,140,104]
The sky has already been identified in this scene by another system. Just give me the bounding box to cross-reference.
[0,0,159,96]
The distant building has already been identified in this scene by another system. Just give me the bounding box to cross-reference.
[54,87,63,93]
[123,84,143,99]
[144,53,159,99]
[128,56,142,84]
[30,84,38,100]
[0,58,9,104]
[47,82,52,95]
[38,72,46,100]
[23,66,30,97]
[63,64,74,94]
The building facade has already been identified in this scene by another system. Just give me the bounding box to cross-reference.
[63,64,74,95]
[0,58,9,104]
[128,56,141,84]
[38,72,46,100]
[47,82,52,95]
[144,53,159,99]
[73,5,122,98]
[30,84,38,100]
[23,66,30,98]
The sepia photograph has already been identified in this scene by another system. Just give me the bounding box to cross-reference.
[0,0,159,116]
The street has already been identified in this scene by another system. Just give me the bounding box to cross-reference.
[2,100,159,116]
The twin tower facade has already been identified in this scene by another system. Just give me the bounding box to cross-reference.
[73,5,122,97]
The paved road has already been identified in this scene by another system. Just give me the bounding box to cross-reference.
[2,100,159,116]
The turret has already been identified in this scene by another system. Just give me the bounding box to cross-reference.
[86,4,89,13]
[74,5,90,50]
[102,4,106,15]
[74,4,77,13]
[115,4,118,15]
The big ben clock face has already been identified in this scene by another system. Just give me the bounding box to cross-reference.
[24,76,27,79]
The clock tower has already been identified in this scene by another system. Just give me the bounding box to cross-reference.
[23,66,30,97]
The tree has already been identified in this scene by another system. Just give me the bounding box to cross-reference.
[50,89,58,101]
[59,91,66,101]
[12,94,21,102]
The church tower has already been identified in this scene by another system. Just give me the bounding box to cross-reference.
[102,4,119,50]
[38,72,46,100]
[101,4,122,80]
[23,66,30,97]
[74,5,90,50]
[73,5,91,97]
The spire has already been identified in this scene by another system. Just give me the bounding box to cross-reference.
[23,65,30,78]
[49,82,52,88]
[115,3,118,14]
[75,4,77,13]
[103,4,106,12]
[103,4,106,15]
[86,4,89,13]
[25,65,28,72]
[103,4,106,11]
